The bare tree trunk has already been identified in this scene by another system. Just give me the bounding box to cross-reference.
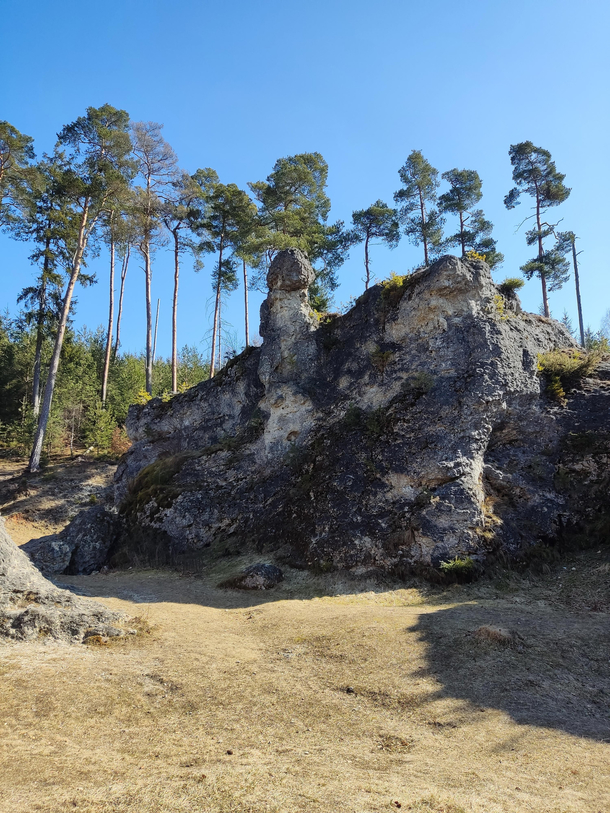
[535,193,550,318]
[459,212,466,257]
[114,245,130,356]
[218,294,222,371]
[364,232,370,289]
[419,189,428,266]
[144,241,153,394]
[28,207,89,473]
[243,258,249,348]
[32,286,48,420]
[571,238,585,347]
[153,298,160,364]
[209,239,223,379]
[172,230,180,392]
[101,235,115,405]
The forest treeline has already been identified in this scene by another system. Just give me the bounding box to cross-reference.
[0,105,607,469]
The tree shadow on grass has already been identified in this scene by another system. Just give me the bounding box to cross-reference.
[410,601,610,742]
[56,561,610,743]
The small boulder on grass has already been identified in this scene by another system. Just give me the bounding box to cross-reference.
[473,625,524,649]
[219,563,284,590]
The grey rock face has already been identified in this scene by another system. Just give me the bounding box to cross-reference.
[76,252,606,576]
[23,505,119,576]
[0,516,127,642]
[221,563,284,590]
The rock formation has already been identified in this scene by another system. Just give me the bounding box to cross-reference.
[27,249,610,579]
[0,516,127,642]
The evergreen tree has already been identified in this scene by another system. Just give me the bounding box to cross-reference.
[0,120,36,227]
[438,169,504,268]
[192,175,256,377]
[131,121,178,394]
[10,157,72,417]
[249,153,351,308]
[504,141,570,317]
[394,150,444,266]
[27,104,135,472]
[161,172,203,392]
[560,309,576,337]
[351,200,400,289]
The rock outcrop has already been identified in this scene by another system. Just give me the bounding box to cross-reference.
[0,516,127,642]
[24,504,120,576]
[29,250,609,578]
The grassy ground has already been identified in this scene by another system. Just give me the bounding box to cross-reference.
[0,459,608,812]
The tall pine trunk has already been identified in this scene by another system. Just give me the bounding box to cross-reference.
[571,238,585,347]
[28,206,89,473]
[364,232,371,289]
[217,295,222,372]
[243,258,249,348]
[144,240,153,394]
[114,246,130,355]
[209,237,224,378]
[419,188,428,266]
[459,212,466,257]
[535,189,550,318]
[101,234,115,405]
[172,229,180,392]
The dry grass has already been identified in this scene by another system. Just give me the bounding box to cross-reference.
[0,553,608,813]
[1,458,609,812]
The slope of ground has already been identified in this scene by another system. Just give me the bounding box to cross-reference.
[0,456,608,812]
[0,457,115,546]
[0,554,608,812]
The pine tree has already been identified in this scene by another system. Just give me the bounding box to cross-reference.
[438,169,503,268]
[504,142,570,317]
[394,150,444,266]
[192,174,256,377]
[27,105,135,473]
[131,121,178,394]
[161,172,203,392]
[351,201,400,289]
[0,120,36,228]
[249,153,351,308]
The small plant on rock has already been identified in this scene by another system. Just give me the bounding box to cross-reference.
[498,277,524,296]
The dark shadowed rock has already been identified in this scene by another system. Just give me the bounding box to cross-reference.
[220,563,284,590]
[23,505,119,576]
[0,516,128,643]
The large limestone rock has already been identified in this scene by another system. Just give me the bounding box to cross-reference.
[23,505,119,576]
[0,516,127,642]
[33,251,609,578]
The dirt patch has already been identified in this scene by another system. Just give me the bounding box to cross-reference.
[0,457,115,545]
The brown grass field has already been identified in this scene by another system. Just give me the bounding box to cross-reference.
[0,459,609,813]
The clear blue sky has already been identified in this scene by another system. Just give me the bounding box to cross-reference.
[1,0,609,358]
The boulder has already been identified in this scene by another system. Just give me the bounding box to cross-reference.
[220,563,284,590]
[23,505,119,576]
[0,516,127,643]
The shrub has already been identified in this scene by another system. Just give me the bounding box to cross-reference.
[439,556,476,582]
[370,346,394,374]
[465,249,486,262]
[538,348,601,401]
[498,277,525,295]
[380,271,414,308]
